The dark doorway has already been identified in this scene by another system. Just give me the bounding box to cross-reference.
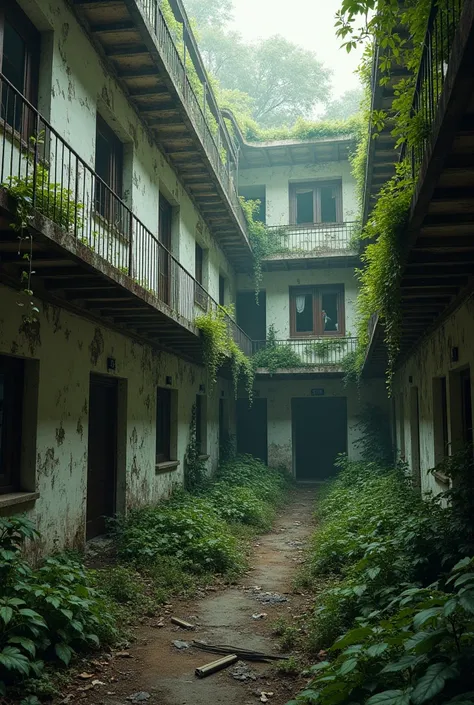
[87,375,118,539]
[292,397,347,481]
[236,291,266,341]
[158,194,172,305]
[236,397,267,463]
[461,369,473,446]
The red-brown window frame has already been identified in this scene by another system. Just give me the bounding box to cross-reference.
[289,285,345,338]
[289,180,342,226]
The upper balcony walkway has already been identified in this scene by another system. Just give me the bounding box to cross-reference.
[0,74,252,362]
[71,0,251,268]
[263,222,359,271]
[252,336,358,377]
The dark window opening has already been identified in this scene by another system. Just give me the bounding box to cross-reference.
[195,395,203,455]
[0,355,24,493]
[296,191,314,225]
[239,185,266,223]
[0,5,39,135]
[236,291,266,341]
[156,388,171,463]
[320,185,338,223]
[95,114,123,223]
[158,195,172,304]
[194,243,207,308]
[291,286,345,337]
[461,370,473,446]
[219,275,225,306]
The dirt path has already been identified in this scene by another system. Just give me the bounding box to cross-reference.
[71,488,317,705]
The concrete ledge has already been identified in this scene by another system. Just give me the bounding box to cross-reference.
[0,492,40,510]
[155,460,180,474]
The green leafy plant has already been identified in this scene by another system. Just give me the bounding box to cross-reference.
[184,402,207,491]
[252,325,301,373]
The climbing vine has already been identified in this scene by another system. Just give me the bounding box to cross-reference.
[184,403,207,490]
[239,198,283,300]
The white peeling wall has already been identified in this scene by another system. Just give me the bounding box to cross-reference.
[0,284,233,554]
[238,159,358,226]
[392,295,474,496]
[246,377,389,473]
[16,0,236,307]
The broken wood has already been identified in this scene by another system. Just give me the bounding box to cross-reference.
[192,640,289,661]
[171,617,195,630]
[195,654,238,678]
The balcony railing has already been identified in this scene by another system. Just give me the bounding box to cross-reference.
[135,0,248,236]
[402,0,464,174]
[0,74,252,357]
[252,337,358,368]
[265,222,358,257]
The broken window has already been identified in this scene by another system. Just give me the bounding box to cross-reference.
[0,355,24,493]
[290,181,342,225]
[290,286,345,337]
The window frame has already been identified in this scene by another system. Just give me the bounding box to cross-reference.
[0,355,24,494]
[289,180,342,226]
[194,243,207,309]
[0,3,40,136]
[94,113,124,222]
[289,285,345,338]
[156,387,171,464]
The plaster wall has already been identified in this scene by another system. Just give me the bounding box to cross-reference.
[247,377,389,473]
[238,159,358,226]
[392,295,474,496]
[14,0,236,307]
[0,284,232,554]
[237,268,359,340]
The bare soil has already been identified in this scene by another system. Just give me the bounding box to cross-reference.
[56,487,318,705]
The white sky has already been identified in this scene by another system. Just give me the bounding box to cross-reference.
[229,0,363,100]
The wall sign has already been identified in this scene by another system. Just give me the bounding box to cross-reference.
[107,357,116,373]
[311,388,325,396]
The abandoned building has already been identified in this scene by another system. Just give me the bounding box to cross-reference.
[0,0,473,554]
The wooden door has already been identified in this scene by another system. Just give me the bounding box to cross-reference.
[87,375,118,539]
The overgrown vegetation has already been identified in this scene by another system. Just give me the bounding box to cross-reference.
[252,325,301,373]
[291,444,474,705]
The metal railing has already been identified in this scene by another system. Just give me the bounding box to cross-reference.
[265,222,358,257]
[135,0,248,237]
[0,74,252,357]
[252,337,358,367]
[402,0,464,174]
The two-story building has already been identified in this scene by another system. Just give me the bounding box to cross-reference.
[233,126,390,480]
[0,0,253,551]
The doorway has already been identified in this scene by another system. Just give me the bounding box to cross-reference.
[292,397,347,481]
[236,291,266,341]
[236,397,267,463]
[87,374,118,539]
[409,386,421,489]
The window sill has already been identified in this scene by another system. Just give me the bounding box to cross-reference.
[434,470,450,486]
[0,491,40,510]
[198,454,210,461]
[155,460,180,475]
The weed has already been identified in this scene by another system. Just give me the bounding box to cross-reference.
[274,656,303,676]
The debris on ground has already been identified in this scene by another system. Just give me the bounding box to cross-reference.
[195,654,239,678]
[127,692,151,703]
[252,612,268,619]
[173,640,191,650]
[229,661,258,681]
[251,590,289,605]
[115,650,132,658]
[171,616,196,629]
[259,691,274,703]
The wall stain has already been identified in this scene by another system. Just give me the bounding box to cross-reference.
[55,423,65,446]
[19,318,41,356]
[89,327,104,366]
[76,418,84,440]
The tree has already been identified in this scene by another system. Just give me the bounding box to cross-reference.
[321,87,364,121]
[183,0,233,28]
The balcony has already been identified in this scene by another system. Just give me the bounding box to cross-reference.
[252,337,358,377]
[263,222,359,270]
[0,75,252,362]
[71,0,252,268]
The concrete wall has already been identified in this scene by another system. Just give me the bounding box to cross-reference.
[247,377,389,473]
[0,284,233,554]
[238,159,358,226]
[237,268,359,340]
[16,0,236,306]
[392,295,474,496]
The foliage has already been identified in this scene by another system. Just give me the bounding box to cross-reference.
[292,449,474,705]
[184,402,207,491]
[0,517,116,696]
[195,304,254,398]
[240,114,363,144]
[252,325,301,373]
[305,338,349,361]
[183,0,233,28]
[353,404,394,466]
[321,87,364,122]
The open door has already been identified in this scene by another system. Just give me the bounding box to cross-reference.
[236,397,268,463]
[87,375,118,539]
[292,397,347,481]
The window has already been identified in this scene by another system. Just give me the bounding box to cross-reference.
[239,185,266,223]
[0,355,24,493]
[0,4,39,133]
[289,181,342,225]
[156,388,171,463]
[158,195,172,304]
[219,275,225,306]
[433,377,449,464]
[95,114,123,221]
[290,286,345,337]
[460,369,473,446]
[195,394,207,455]
[194,243,207,308]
